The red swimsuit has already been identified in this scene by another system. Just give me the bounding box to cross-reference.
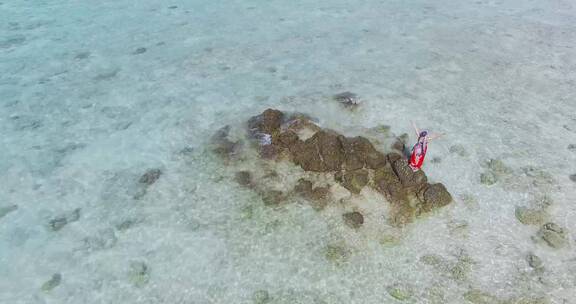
[409,137,428,171]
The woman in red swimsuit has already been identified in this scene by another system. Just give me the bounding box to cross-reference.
[409,122,443,171]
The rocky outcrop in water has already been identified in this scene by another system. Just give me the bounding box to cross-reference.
[217,108,453,226]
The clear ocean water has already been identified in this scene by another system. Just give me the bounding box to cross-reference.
[1,0,575,303]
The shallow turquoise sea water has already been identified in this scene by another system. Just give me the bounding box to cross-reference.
[1,0,575,303]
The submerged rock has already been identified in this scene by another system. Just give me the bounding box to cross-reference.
[343,211,364,229]
[139,168,162,185]
[0,205,18,219]
[83,228,118,251]
[324,244,350,264]
[128,261,150,287]
[235,171,253,187]
[335,169,369,194]
[535,223,567,249]
[526,253,544,270]
[463,289,499,304]
[569,174,576,182]
[449,144,468,157]
[41,273,62,292]
[333,91,360,109]
[47,208,81,231]
[252,290,271,304]
[294,179,330,209]
[386,284,413,301]
[486,159,512,175]
[261,190,285,206]
[515,207,548,225]
[211,125,242,160]
[480,172,497,185]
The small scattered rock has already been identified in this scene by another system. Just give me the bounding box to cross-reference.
[83,228,118,251]
[515,207,547,225]
[115,219,138,231]
[252,290,271,304]
[449,144,468,157]
[535,222,567,249]
[324,244,350,264]
[261,190,285,206]
[527,253,543,270]
[463,289,499,304]
[0,205,18,219]
[240,205,254,220]
[480,172,497,185]
[139,168,162,185]
[132,47,147,54]
[128,261,150,287]
[41,273,61,292]
[343,211,364,229]
[333,91,360,109]
[235,171,253,187]
[568,144,576,152]
[48,216,68,231]
[486,159,512,175]
[386,284,413,301]
[48,208,81,231]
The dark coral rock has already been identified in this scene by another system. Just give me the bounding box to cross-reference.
[338,136,387,170]
[259,144,278,159]
[373,164,404,201]
[248,108,284,136]
[339,136,367,171]
[365,150,387,169]
[292,131,344,172]
[420,183,452,212]
[235,171,253,187]
[139,169,162,185]
[387,152,402,163]
[311,186,330,201]
[391,158,427,188]
[337,169,369,194]
[343,211,364,228]
[276,131,299,148]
